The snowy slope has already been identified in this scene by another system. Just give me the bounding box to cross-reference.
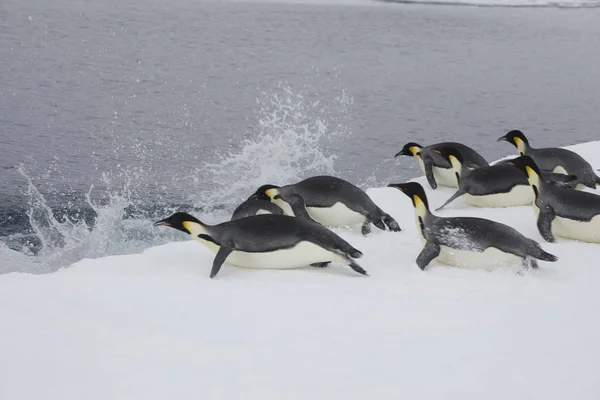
[1,141,600,399]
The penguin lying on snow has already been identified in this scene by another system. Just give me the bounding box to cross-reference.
[498,130,600,189]
[508,156,600,244]
[435,147,532,210]
[394,141,488,189]
[252,175,401,235]
[387,182,558,270]
[434,147,578,211]
[154,212,367,278]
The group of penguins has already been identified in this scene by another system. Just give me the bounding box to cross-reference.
[155,130,600,278]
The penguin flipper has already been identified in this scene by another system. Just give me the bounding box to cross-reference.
[210,247,233,278]
[423,156,438,189]
[435,190,464,212]
[537,208,556,243]
[416,242,441,270]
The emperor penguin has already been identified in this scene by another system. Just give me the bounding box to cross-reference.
[498,130,600,189]
[434,147,532,211]
[507,156,600,244]
[252,175,401,235]
[394,141,488,189]
[154,212,367,278]
[387,182,558,270]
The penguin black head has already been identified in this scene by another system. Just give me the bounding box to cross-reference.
[251,184,281,200]
[505,155,541,179]
[388,182,430,210]
[497,130,529,150]
[154,212,202,234]
[394,142,423,158]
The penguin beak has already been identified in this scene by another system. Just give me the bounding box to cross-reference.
[250,194,259,199]
[497,135,507,142]
[506,160,515,166]
[387,183,404,192]
[394,150,408,158]
[154,219,170,227]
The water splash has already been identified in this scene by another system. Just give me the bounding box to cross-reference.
[0,83,354,274]
[194,83,352,211]
[0,167,183,274]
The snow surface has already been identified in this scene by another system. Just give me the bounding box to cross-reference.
[2,141,600,399]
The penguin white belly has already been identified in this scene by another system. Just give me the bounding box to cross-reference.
[256,209,273,215]
[193,237,347,269]
[436,245,522,270]
[433,166,458,188]
[552,165,568,175]
[552,215,600,244]
[307,203,366,227]
[463,185,532,208]
[417,158,457,187]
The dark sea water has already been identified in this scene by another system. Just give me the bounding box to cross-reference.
[1,0,600,272]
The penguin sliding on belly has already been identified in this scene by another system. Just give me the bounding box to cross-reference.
[434,147,533,211]
[508,156,600,244]
[252,175,401,235]
[387,182,557,270]
[498,130,600,190]
[154,212,367,278]
[394,142,488,189]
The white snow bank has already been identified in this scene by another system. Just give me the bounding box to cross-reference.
[1,141,600,399]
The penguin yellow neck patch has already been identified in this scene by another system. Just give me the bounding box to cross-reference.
[182,221,207,236]
[409,146,420,156]
[448,155,461,172]
[514,137,527,154]
[413,195,427,214]
[265,188,278,199]
[525,166,541,187]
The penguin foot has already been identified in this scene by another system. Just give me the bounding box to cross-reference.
[361,223,371,236]
[311,262,330,268]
